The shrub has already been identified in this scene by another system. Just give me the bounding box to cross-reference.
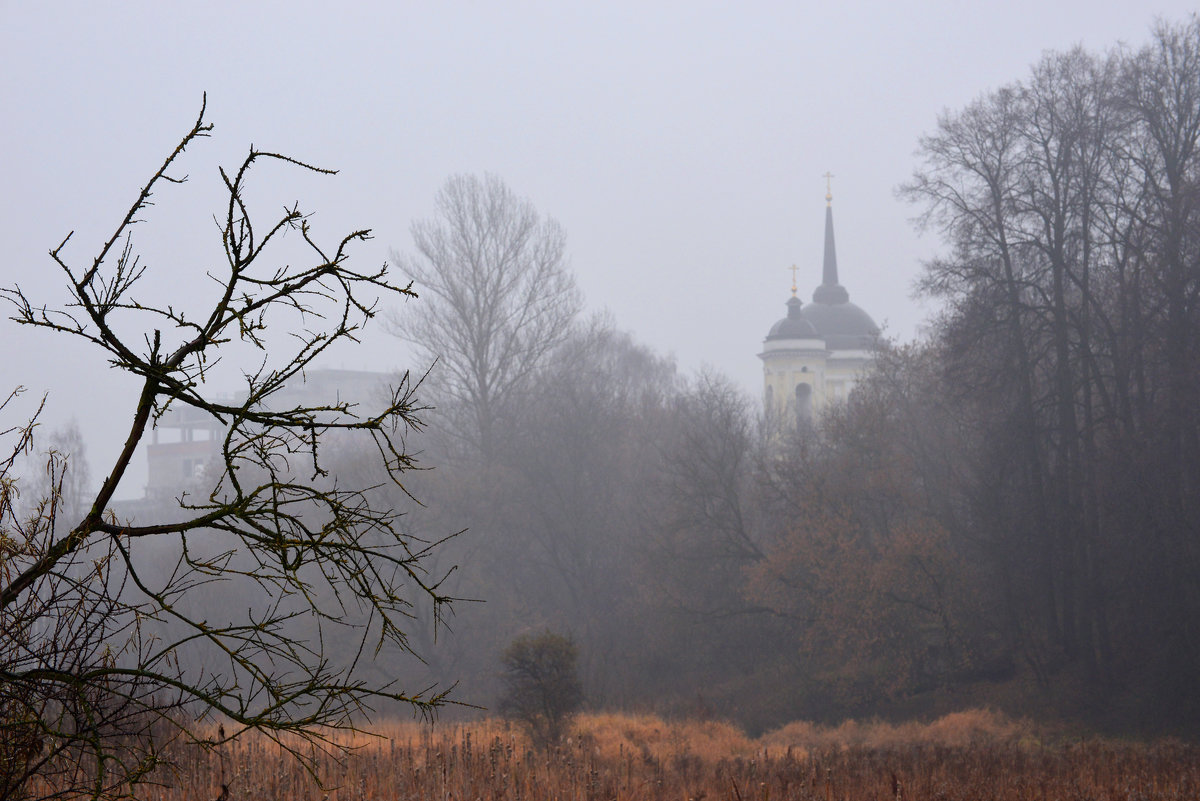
[498,631,583,748]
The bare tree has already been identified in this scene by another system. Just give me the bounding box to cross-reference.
[0,98,453,799]
[498,631,582,749]
[21,420,92,534]
[389,173,582,460]
[900,17,1200,720]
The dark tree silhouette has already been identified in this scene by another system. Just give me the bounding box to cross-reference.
[498,631,583,749]
[0,97,454,799]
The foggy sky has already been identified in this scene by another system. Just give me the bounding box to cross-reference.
[2,1,1194,498]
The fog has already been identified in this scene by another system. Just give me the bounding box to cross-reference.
[3,1,1191,495]
[5,2,1200,740]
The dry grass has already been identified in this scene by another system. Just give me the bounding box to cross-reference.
[140,710,1198,801]
[759,708,1030,754]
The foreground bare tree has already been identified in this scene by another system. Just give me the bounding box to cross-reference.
[0,98,453,799]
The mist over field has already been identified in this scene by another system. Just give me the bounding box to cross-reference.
[4,5,1200,797]
[7,1,1192,495]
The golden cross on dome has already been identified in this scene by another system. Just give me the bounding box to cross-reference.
[823,171,835,206]
[789,264,799,296]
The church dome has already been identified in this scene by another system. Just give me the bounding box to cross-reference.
[766,296,819,340]
[795,185,880,350]
[800,298,879,350]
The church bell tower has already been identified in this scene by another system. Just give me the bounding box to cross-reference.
[759,178,880,422]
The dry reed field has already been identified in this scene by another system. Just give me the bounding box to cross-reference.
[148,711,1198,801]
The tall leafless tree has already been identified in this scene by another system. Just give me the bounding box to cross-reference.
[389,173,582,460]
[901,16,1200,718]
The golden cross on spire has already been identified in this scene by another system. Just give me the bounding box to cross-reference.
[789,264,799,296]
[823,171,835,206]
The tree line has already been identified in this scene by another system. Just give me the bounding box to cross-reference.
[377,17,1200,734]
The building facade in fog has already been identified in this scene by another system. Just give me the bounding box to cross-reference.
[143,368,390,497]
[759,186,879,421]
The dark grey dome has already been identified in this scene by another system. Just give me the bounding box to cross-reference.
[766,296,819,340]
[765,192,880,350]
[794,194,879,349]
[801,298,879,350]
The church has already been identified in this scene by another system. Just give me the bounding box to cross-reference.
[759,183,879,421]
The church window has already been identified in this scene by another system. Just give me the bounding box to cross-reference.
[795,383,813,422]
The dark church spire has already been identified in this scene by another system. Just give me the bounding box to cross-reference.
[812,174,850,305]
[821,190,839,286]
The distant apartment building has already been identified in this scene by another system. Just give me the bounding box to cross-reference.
[142,368,392,498]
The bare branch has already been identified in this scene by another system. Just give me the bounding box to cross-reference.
[1,100,454,799]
